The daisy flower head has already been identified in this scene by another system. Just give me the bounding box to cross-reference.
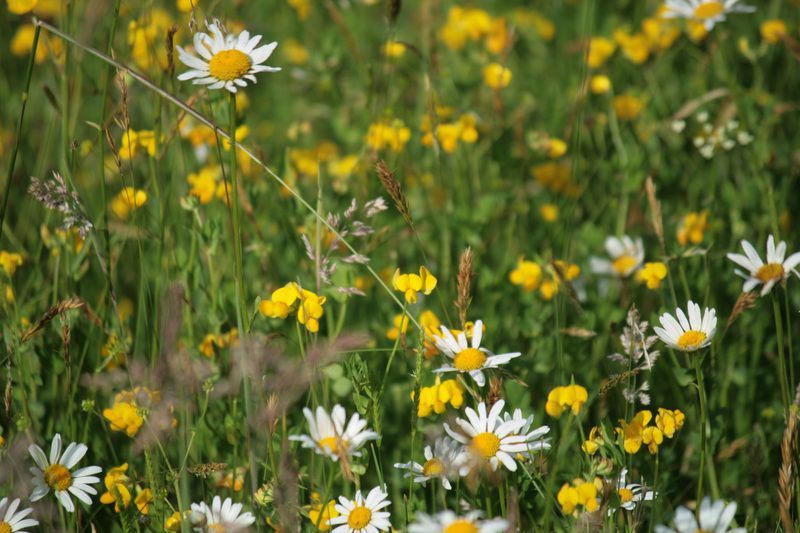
[0,498,38,533]
[663,0,755,31]
[28,433,102,513]
[329,485,391,533]
[408,510,508,533]
[177,21,280,93]
[432,319,521,386]
[289,405,379,462]
[590,235,645,278]
[393,437,466,490]
[726,235,800,296]
[189,495,255,532]
[654,300,716,352]
[501,408,551,457]
[655,497,744,533]
[611,468,655,514]
[444,400,545,472]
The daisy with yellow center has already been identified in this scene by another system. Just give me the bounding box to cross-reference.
[408,510,508,533]
[727,235,800,296]
[393,437,465,490]
[329,486,391,533]
[188,496,255,532]
[444,400,548,472]
[432,319,521,387]
[611,468,655,514]
[28,433,102,513]
[177,21,281,93]
[289,405,378,462]
[654,300,716,352]
[590,235,645,279]
[0,498,38,533]
[654,496,744,533]
[663,0,754,30]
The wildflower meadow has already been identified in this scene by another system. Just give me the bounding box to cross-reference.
[1,0,799,531]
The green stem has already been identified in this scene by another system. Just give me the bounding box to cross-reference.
[773,293,791,415]
[693,355,708,505]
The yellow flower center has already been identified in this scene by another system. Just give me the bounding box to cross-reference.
[453,348,486,371]
[422,458,445,477]
[618,488,634,504]
[693,1,724,19]
[677,330,707,349]
[444,520,479,533]
[44,463,72,491]
[208,49,251,81]
[471,432,501,458]
[318,436,348,454]
[612,255,638,275]
[208,525,226,533]
[347,505,372,529]
[756,262,785,282]
[0,522,11,533]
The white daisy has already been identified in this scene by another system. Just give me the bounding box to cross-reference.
[444,400,544,472]
[501,408,551,458]
[0,498,38,533]
[726,235,800,296]
[328,486,391,533]
[589,235,645,278]
[432,319,521,387]
[655,497,744,533]
[189,495,255,532]
[654,300,716,352]
[289,405,379,462]
[663,0,755,30]
[610,468,655,514]
[393,437,466,490]
[28,433,102,513]
[408,510,508,533]
[177,21,280,93]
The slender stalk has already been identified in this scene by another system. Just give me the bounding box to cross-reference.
[773,293,791,415]
[693,355,708,505]
[649,452,659,533]
[0,25,41,242]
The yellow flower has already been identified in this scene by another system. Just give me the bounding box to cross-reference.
[486,18,509,54]
[655,408,685,438]
[439,6,493,50]
[582,426,603,455]
[259,282,326,333]
[214,467,246,492]
[677,210,709,246]
[761,19,787,44]
[308,493,340,531]
[540,204,559,222]
[0,251,23,276]
[111,187,148,219]
[613,94,645,121]
[187,165,226,205]
[642,425,664,454]
[297,291,326,333]
[590,74,612,94]
[509,257,542,292]
[127,9,174,71]
[164,511,184,531]
[642,16,681,50]
[386,314,410,341]
[392,266,438,304]
[284,38,310,64]
[586,37,616,68]
[686,20,709,42]
[545,138,568,158]
[617,410,651,454]
[483,62,512,89]
[99,463,132,512]
[366,119,412,153]
[7,0,37,14]
[545,384,589,417]
[532,162,580,196]
[383,40,407,58]
[557,479,599,515]
[11,24,57,63]
[636,262,668,289]
[415,377,465,418]
[135,488,153,514]
[288,0,310,20]
[511,9,555,41]
[614,29,651,64]
[176,0,196,12]
[103,401,144,437]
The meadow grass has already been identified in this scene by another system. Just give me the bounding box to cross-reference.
[0,0,799,531]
